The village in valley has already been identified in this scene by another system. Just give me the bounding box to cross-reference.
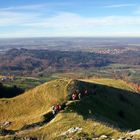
[0,75,15,82]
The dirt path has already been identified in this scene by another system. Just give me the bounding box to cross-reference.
[1,84,94,136]
[17,100,75,132]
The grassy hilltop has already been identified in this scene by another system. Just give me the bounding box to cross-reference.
[0,78,140,140]
[0,79,71,130]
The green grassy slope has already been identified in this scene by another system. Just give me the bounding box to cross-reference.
[0,78,140,140]
[0,79,71,130]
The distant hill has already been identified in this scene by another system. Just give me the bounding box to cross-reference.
[0,48,139,76]
[0,78,140,139]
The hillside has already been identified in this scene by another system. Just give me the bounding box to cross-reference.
[0,48,140,77]
[0,49,111,75]
[0,78,140,140]
[0,79,71,130]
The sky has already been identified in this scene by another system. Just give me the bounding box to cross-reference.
[0,0,140,38]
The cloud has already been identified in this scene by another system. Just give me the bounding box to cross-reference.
[0,2,72,12]
[0,3,73,26]
[0,4,47,11]
[24,12,140,29]
[104,3,136,8]
[0,11,41,26]
[1,3,139,27]
[1,27,140,38]
[0,2,140,37]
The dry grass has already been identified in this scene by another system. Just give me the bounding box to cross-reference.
[0,78,139,140]
[13,112,125,140]
[82,78,136,92]
[0,79,71,130]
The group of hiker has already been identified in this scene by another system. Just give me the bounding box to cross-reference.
[71,89,88,100]
[72,91,81,100]
[51,104,61,115]
[51,89,89,115]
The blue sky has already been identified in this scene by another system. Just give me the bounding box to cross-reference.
[0,0,140,38]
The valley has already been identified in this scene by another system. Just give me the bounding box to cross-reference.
[0,38,140,140]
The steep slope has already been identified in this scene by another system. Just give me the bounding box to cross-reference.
[0,78,140,140]
[0,79,71,130]
[67,79,140,129]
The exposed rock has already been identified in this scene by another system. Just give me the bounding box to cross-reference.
[100,135,108,139]
[129,129,140,135]
[92,138,99,140]
[117,138,125,140]
[60,127,82,136]
[0,121,11,128]
[14,136,38,140]
[117,138,136,140]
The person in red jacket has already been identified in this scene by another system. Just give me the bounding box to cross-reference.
[51,104,61,115]
[72,92,77,100]
[55,104,61,113]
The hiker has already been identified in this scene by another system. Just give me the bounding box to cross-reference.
[51,105,56,115]
[78,92,81,100]
[55,104,61,113]
[72,93,77,100]
[84,89,88,95]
